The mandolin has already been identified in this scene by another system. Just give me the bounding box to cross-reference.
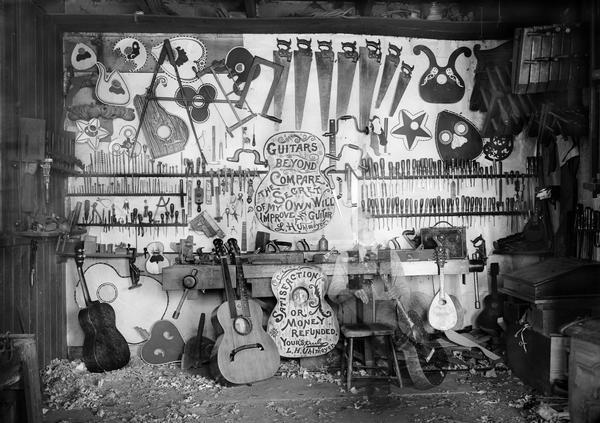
[427,235,458,331]
[210,238,280,385]
[75,245,130,372]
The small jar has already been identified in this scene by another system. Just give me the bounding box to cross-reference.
[317,235,329,251]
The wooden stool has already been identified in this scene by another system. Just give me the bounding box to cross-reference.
[340,323,403,390]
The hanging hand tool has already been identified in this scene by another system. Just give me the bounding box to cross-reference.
[390,62,414,117]
[375,43,402,109]
[195,180,204,212]
[315,40,335,132]
[272,39,292,123]
[337,41,359,117]
[359,39,382,130]
[294,38,313,129]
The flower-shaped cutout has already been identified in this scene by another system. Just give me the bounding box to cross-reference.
[175,84,216,123]
[75,118,109,150]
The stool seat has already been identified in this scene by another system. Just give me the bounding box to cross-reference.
[340,323,403,390]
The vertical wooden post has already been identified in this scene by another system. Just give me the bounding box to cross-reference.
[10,334,42,423]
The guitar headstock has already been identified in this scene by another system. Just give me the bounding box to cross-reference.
[227,238,240,261]
[213,238,228,260]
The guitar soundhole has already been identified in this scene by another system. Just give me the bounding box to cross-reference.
[291,287,309,305]
[233,316,252,335]
[436,73,448,84]
[96,283,118,303]
[156,125,172,140]
[439,298,447,306]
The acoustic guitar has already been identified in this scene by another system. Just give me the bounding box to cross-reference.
[75,246,130,372]
[76,262,168,344]
[210,238,280,384]
[475,262,503,336]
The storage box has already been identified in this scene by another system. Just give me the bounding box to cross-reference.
[564,319,600,423]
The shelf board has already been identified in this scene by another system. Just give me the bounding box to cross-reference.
[66,192,185,197]
[50,14,521,40]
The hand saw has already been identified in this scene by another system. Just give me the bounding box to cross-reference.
[272,39,292,123]
[336,41,359,118]
[389,61,414,117]
[315,40,334,132]
[375,43,402,109]
[294,38,313,129]
[359,39,382,130]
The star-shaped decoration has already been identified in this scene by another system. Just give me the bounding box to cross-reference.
[390,110,432,150]
[75,118,109,150]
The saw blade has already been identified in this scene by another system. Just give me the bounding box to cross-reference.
[375,43,401,109]
[315,40,335,132]
[294,38,313,130]
[272,39,292,123]
[359,39,382,130]
[336,41,359,118]
[389,61,414,117]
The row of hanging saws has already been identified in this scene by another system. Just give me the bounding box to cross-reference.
[271,38,414,133]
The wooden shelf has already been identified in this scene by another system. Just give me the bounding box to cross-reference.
[50,14,520,41]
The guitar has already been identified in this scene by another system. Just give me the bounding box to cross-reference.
[267,265,339,358]
[427,235,458,331]
[75,262,168,344]
[139,320,185,365]
[75,246,130,372]
[384,275,447,390]
[210,238,280,384]
[475,262,503,336]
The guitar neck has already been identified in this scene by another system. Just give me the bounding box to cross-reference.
[220,257,238,318]
[241,222,247,253]
[75,262,93,307]
[235,255,251,317]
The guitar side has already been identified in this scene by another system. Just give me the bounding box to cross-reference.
[210,299,280,385]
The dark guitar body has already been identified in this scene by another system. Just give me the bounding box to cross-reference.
[210,299,280,385]
[78,301,130,373]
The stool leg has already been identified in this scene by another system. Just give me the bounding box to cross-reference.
[347,338,354,391]
[341,337,346,381]
[388,335,403,388]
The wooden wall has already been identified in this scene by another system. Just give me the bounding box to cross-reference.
[0,0,67,368]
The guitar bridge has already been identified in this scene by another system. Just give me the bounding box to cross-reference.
[229,343,264,362]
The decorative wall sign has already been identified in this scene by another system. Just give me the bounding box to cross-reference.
[174,84,216,123]
[67,104,135,122]
[254,131,335,234]
[133,76,189,159]
[151,36,207,82]
[391,110,432,150]
[109,125,142,158]
[435,110,483,161]
[70,42,97,70]
[267,265,339,357]
[413,45,471,104]
[75,118,110,150]
[113,37,148,72]
[482,135,513,161]
[95,63,131,106]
